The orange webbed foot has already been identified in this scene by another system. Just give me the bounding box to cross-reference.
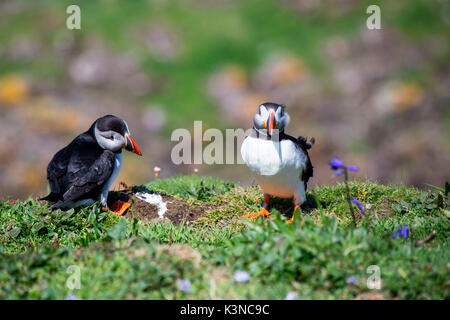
[109,200,131,216]
[286,205,300,224]
[242,207,271,219]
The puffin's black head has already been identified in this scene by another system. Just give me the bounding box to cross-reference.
[93,115,142,155]
[253,102,290,136]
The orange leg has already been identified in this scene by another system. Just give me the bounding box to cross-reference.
[104,200,131,216]
[242,194,271,219]
[286,205,300,224]
[242,207,271,219]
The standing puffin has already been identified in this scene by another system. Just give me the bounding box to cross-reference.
[41,115,142,215]
[240,102,314,223]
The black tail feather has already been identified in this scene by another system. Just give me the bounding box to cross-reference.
[297,136,315,150]
[40,192,61,202]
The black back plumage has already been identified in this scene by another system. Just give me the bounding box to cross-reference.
[41,121,116,207]
[280,132,315,189]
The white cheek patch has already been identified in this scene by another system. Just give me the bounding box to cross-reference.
[282,113,290,127]
[95,126,109,150]
[276,107,281,115]
[259,106,269,118]
[94,126,124,151]
[135,192,167,219]
[123,120,130,135]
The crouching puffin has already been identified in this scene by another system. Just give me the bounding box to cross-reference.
[41,115,142,215]
[240,102,315,223]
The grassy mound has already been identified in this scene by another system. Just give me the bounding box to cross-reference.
[0,175,448,299]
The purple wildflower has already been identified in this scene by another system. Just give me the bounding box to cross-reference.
[234,270,250,283]
[285,291,298,300]
[401,225,409,239]
[392,225,409,239]
[328,158,359,172]
[177,279,191,293]
[392,226,400,238]
[333,170,344,177]
[345,276,358,285]
[351,197,365,212]
[328,157,344,170]
[328,157,361,227]
[66,293,77,300]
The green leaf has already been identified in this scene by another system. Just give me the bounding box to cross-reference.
[312,191,322,210]
[425,183,445,193]
[62,209,75,219]
[107,219,128,241]
[399,200,410,208]
[444,210,450,219]
[31,222,46,234]
[398,268,407,279]
[8,227,21,238]
[88,211,97,223]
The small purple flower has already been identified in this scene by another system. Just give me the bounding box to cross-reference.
[401,225,409,238]
[333,170,344,177]
[328,157,360,227]
[284,291,298,300]
[345,276,358,285]
[392,232,398,238]
[328,158,359,173]
[392,225,409,239]
[234,270,250,283]
[351,197,365,212]
[66,293,77,300]
[177,279,191,293]
[328,157,344,170]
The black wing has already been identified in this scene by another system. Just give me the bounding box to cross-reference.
[296,136,314,188]
[281,133,315,189]
[60,150,115,203]
[302,152,314,189]
[42,144,74,201]
[43,131,114,204]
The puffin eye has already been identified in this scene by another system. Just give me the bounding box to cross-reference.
[109,135,114,140]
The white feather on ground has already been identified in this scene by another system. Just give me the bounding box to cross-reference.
[135,192,168,218]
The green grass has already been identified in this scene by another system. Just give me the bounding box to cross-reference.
[144,174,235,201]
[0,200,119,255]
[1,175,449,299]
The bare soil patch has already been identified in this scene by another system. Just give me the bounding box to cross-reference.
[107,188,219,224]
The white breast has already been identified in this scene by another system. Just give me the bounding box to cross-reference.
[99,152,122,206]
[241,136,307,198]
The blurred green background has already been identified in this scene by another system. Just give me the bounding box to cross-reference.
[0,0,449,199]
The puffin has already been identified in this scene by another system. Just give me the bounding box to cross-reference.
[40,115,142,215]
[240,102,314,223]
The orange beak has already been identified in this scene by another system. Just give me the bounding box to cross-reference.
[268,110,274,136]
[125,134,142,156]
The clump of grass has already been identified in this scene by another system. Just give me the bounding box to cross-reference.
[1,176,448,299]
[145,174,235,201]
[0,199,118,254]
[0,239,206,299]
[210,214,449,299]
